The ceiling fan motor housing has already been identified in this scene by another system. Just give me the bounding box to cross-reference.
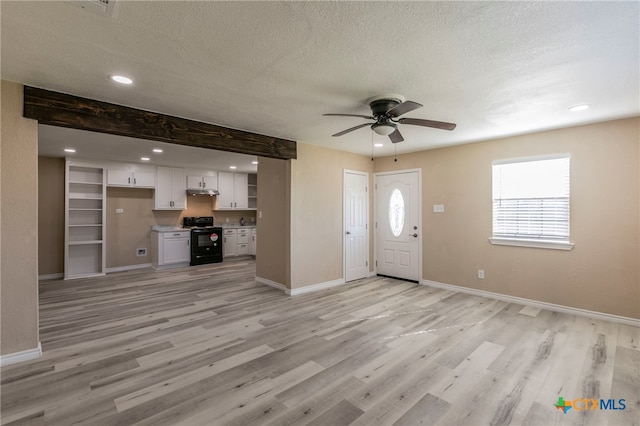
[369,97,403,118]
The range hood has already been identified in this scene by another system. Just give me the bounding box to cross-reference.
[186,189,220,196]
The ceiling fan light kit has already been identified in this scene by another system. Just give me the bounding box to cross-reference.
[324,93,456,144]
[372,122,397,136]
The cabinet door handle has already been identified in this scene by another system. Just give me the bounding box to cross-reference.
[128,177,131,184]
[134,178,137,185]
[203,181,206,188]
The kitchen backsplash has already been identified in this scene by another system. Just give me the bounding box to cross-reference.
[153,193,256,227]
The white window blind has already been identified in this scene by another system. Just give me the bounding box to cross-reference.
[492,155,570,241]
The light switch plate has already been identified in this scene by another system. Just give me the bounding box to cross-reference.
[116,208,124,213]
[433,204,445,213]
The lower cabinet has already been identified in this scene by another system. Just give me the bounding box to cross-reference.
[152,230,190,269]
[237,228,250,256]
[223,229,237,257]
[250,228,257,256]
[223,227,256,258]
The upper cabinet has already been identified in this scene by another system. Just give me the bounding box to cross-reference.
[187,174,217,191]
[107,169,155,188]
[217,172,249,210]
[155,167,186,210]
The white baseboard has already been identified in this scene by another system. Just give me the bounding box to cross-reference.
[421,279,640,328]
[106,263,152,273]
[255,276,287,293]
[256,276,346,296]
[39,273,63,281]
[0,343,42,367]
[289,278,345,296]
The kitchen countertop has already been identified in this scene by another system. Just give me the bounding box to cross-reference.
[151,226,186,232]
[151,225,256,232]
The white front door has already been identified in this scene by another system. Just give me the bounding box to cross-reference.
[344,170,369,282]
[375,170,421,281]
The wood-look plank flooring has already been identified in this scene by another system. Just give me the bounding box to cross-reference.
[1,259,638,425]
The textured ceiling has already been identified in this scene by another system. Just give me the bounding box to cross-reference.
[1,1,639,163]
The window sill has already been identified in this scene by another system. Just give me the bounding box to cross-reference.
[489,237,574,251]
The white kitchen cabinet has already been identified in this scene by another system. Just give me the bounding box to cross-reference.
[155,167,186,210]
[187,174,217,190]
[65,161,106,279]
[237,228,250,255]
[250,228,257,256]
[152,230,190,269]
[107,169,155,188]
[223,229,237,257]
[217,172,249,210]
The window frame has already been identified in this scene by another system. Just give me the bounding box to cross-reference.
[489,154,574,251]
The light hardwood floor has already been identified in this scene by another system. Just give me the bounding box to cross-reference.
[1,259,638,425]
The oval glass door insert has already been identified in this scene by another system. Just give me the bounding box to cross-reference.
[389,188,405,237]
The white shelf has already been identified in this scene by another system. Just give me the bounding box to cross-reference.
[68,240,103,245]
[68,180,103,185]
[66,163,106,279]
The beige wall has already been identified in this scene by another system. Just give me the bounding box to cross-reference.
[375,117,640,319]
[1,80,40,355]
[38,156,65,275]
[256,156,291,286]
[290,143,373,289]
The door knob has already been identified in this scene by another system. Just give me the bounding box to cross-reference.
[409,233,418,238]
[345,231,351,235]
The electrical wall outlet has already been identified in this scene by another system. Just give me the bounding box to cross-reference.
[478,269,485,279]
[433,204,445,213]
[137,248,147,257]
[116,208,124,213]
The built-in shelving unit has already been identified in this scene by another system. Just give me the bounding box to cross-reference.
[65,162,106,279]
[248,173,257,210]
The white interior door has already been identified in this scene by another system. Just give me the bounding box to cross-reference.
[344,170,369,282]
[375,170,421,281]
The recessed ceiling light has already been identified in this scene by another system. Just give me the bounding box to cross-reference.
[141,157,150,161]
[374,143,384,148]
[251,161,259,165]
[64,148,76,153]
[111,75,133,85]
[152,148,163,153]
[569,104,590,112]
[229,165,237,169]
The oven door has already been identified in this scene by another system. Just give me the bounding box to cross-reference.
[191,229,223,265]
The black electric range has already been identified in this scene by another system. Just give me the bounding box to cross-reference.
[183,217,223,265]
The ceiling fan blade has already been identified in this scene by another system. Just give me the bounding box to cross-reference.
[323,113,374,120]
[399,117,457,131]
[387,101,423,117]
[331,123,371,137]
[389,128,404,143]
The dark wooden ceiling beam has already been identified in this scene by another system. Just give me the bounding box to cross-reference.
[23,86,297,160]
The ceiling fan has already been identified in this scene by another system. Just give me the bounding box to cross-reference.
[324,94,456,143]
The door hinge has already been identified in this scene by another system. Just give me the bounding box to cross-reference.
[375,260,378,267]
[366,261,368,266]
[375,184,377,190]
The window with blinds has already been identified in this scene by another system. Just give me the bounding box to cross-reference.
[492,155,570,242]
